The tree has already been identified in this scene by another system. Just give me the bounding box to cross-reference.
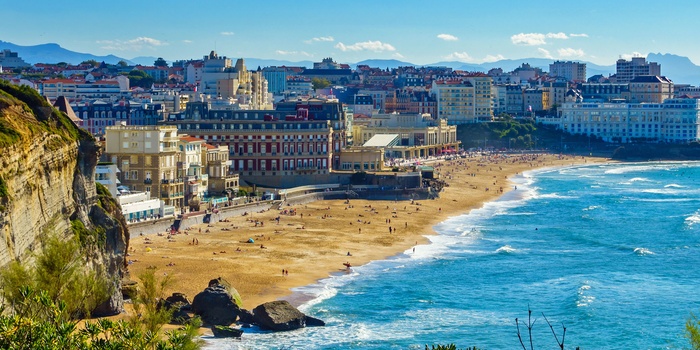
[81,59,99,67]
[127,69,155,89]
[117,60,128,67]
[311,77,331,90]
[154,57,169,67]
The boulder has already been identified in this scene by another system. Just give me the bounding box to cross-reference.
[238,308,255,325]
[166,292,190,305]
[171,308,192,325]
[211,325,244,338]
[305,315,326,327]
[192,277,241,326]
[252,300,306,331]
[121,279,139,300]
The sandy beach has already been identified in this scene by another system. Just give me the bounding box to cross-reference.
[126,153,607,311]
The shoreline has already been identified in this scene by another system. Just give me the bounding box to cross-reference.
[125,153,610,313]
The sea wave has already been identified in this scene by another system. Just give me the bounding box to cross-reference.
[685,212,700,227]
[495,245,516,254]
[583,205,601,211]
[633,247,655,256]
[665,184,685,188]
[536,193,579,199]
[577,284,595,307]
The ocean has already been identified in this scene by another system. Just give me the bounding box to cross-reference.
[208,161,700,349]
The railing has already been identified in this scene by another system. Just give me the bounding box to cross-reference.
[161,178,185,184]
[144,178,152,184]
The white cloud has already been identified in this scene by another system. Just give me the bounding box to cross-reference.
[558,48,585,58]
[511,33,546,46]
[437,34,459,41]
[569,33,589,38]
[305,36,334,44]
[620,51,644,60]
[275,50,312,57]
[334,40,396,52]
[182,40,193,44]
[97,37,168,51]
[393,52,405,59]
[220,32,235,36]
[482,54,505,63]
[444,51,473,62]
[511,32,571,46]
[538,48,553,59]
[546,32,568,39]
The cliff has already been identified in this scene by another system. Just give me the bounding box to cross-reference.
[0,82,129,316]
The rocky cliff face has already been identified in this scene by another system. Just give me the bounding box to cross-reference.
[0,82,129,316]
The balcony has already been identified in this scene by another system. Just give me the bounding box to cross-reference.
[161,178,184,184]
[144,178,152,184]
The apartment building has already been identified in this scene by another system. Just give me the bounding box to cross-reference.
[628,76,674,103]
[384,89,437,118]
[104,125,184,207]
[432,74,493,124]
[549,61,587,82]
[432,79,475,124]
[40,78,126,102]
[203,143,239,196]
[178,136,207,204]
[614,57,661,83]
[163,99,343,188]
[550,98,700,143]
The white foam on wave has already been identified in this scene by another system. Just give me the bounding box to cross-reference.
[495,245,516,254]
[577,284,595,307]
[583,205,600,211]
[633,247,655,256]
[685,212,700,227]
[535,193,578,200]
[633,198,699,203]
[665,183,685,188]
[604,164,672,174]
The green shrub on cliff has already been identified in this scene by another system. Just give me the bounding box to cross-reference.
[0,81,88,148]
[0,234,110,320]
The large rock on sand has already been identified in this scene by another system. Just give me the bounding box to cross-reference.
[252,300,307,331]
[192,277,242,326]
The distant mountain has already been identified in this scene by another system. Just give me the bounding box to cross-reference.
[353,59,415,69]
[0,40,133,65]
[648,53,700,84]
[2,40,699,84]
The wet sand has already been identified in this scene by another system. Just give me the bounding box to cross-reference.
[126,153,608,310]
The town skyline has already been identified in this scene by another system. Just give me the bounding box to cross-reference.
[3,0,700,66]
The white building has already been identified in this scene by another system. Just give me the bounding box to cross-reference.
[546,98,700,143]
[117,191,174,222]
[95,163,121,197]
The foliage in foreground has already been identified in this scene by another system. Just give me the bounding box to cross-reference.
[425,345,480,350]
[687,312,700,350]
[0,233,203,349]
[0,287,202,350]
[0,234,110,320]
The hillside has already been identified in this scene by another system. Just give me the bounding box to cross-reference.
[0,81,129,316]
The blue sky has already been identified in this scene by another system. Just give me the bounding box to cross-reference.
[2,0,698,65]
